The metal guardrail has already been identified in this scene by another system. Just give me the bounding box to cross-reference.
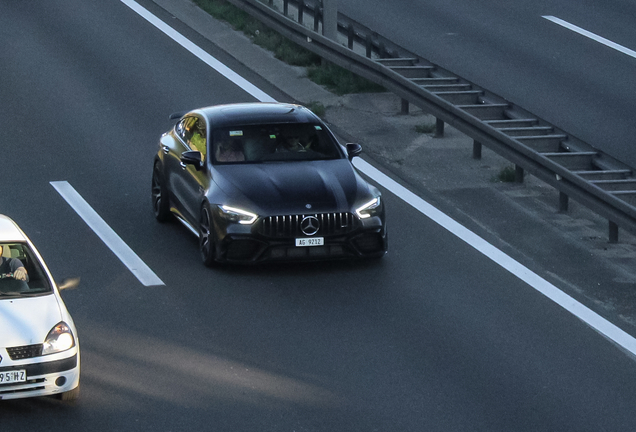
[224,0,636,242]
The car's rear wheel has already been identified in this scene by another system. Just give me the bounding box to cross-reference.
[199,206,217,267]
[152,163,171,222]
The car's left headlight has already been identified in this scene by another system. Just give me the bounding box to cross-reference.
[42,322,76,355]
[219,205,258,225]
[355,197,382,219]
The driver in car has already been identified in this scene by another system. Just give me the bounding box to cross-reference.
[0,245,28,281]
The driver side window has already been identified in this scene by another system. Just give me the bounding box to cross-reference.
[184,117,207,161]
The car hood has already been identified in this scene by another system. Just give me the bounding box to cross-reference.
[0,294,63,347]
[213,160,369,214]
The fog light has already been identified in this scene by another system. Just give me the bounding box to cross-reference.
[55,377,67,387]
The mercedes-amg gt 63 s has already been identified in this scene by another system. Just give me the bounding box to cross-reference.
[152,102,387,265]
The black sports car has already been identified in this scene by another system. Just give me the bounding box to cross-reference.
[152,102,387,265]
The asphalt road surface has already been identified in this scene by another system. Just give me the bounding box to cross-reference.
[2,1,636,431]
[338,0,636,167]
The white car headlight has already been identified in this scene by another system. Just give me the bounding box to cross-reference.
[42,322,76,355]
[355,197,381,219]
[219,205,258,225]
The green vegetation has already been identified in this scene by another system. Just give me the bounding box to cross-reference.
[305,101,326,117]
[192,0,384,95]
[495,165,518,182]
[415,122,437,134]
[307,63,384,95]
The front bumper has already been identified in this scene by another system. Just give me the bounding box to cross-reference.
[0,352,80,400]
[217,224,387,264]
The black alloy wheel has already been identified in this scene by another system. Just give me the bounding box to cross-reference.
[199,206,217,267]
[152,163,171,222]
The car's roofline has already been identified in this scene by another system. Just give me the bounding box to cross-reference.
[0,215,28,243]
[188,102,321,128]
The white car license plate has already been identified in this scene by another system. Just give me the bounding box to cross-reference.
[0,370,26,384]
[295,237,324,247]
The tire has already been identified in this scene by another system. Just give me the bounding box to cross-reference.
[199,206,217,267]
[58,384,80,402]
[151,163,171,222]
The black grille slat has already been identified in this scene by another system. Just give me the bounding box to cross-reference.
[260,213,356,238]
[7,344,43,360]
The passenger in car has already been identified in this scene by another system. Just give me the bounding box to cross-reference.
[216,138,245,162]
[277,134,307,152]
[0,245,28,282]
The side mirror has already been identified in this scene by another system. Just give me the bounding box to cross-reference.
[58,277,80,291]
[169,111,187,121]
[346,143,363,161]
[181,150,204,170]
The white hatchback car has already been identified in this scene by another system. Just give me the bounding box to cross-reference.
[0,215,80,401]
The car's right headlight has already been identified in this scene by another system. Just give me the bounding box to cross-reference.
[219,205,258,225]
[42,322,76,355]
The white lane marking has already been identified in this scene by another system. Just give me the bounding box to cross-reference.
[51,181,165,287]
[120,0,276,103]
[121,0,636,355]
[353,158,636,356]
[543,15,636,59]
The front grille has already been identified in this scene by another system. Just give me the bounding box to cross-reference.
[7,344,43,360]
[0,378,45,391]
[260,213,357,238]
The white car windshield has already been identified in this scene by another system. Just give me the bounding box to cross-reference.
[0,243,51,297]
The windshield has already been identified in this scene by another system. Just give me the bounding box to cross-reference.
[212,123,343,164]
[0,242,52,297]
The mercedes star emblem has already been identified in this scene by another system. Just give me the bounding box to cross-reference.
[300,215,320,236]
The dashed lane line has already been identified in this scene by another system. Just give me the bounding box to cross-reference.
[51,181,164,287]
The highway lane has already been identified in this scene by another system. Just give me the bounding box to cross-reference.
[337,0,636,167]
[2,0,636,430]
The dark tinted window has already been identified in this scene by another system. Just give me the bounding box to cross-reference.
[212,123,343,163]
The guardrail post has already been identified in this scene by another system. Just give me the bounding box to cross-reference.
[268,0,273,5]
[347,24,355,49]
[283,0,289,16]
[609,221,619,243]
[378,41,387,58]
[401,99,409,115]
[473,140,482,159]
[515,165,524,183]
[322,0,338,40]
[435,118,444,138]
[313,1,320,32]
[365,33,373,58]
[559,192,569,213]
[298,0,304,24]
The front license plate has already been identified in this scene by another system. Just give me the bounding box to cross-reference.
[0,370,26,384]
[295,237,324,247]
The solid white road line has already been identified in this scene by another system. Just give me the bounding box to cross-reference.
[51,181,165,287]
[120,0,277,103]
[122,0,636,355]
[353,159,636,356]
[543,16,636,59]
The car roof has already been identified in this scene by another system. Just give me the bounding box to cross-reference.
[193,103,321,128]
[0,215,27,243]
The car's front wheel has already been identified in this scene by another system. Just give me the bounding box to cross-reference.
[57,384,80,402]
[152,163,171,222]
[199,206,217,267]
